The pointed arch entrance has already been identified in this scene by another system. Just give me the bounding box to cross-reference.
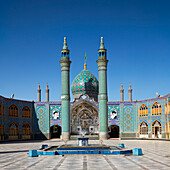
[139,121,148,138]
[71,100,98,135]
[108,124,119,138]
[50,125,61,139]
[152,120,162,138]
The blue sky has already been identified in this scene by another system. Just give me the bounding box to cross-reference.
[0,0,170,101]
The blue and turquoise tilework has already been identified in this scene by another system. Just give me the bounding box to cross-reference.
[71,69,98,95]
[122,105,135,132]
[35,104,49,134]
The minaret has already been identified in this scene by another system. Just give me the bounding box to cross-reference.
[37,83,41,102]
[97,37,109,140]
[128,83,132,101]
[60,37,71,140]
[120,83,124,101]
[46,83,49,102]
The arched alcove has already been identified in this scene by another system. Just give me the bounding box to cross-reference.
[108,124,119,138]
[50,125,61,139]
[71,100,98,135]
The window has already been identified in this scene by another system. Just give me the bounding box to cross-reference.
[139,104,148,117]
[22,123,31,139]
[140,121,148,134]
[8,104,19,117]
[22,106,31,118]
[0,103,4,116]
[152,102,161,116]
[9,122,19,140]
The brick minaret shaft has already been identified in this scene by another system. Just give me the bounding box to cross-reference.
[128,83,132,101]
[37,83,41,102]
[97,37,109,140]
[60,37,71,140]
[46,83,49,102]
[120,83,124,101]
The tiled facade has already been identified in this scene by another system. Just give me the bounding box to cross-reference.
[0,93,170,141]
[0,95,35,141]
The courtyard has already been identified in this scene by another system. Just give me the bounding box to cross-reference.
[0,139,170,169]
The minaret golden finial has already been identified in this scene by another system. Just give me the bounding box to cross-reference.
[63,37,68,50]
[101,37,103,43]
[100,37,105,49]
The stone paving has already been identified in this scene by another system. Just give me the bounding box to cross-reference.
[0,139,170,169]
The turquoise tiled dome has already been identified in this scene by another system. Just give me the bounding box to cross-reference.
[71,69,99,98]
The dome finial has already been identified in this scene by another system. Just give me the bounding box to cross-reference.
[100,37,105,49]
[121,83,123,89]
[84,53,87,70]
[38,83,40,89]
[63,37,68,50]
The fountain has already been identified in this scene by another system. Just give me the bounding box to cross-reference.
[28,126,143,157]
[28,129,143,157]
[78,129,89,146]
